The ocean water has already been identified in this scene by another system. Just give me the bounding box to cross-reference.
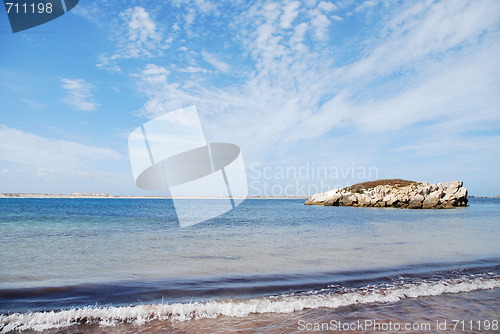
[0,198,499,333]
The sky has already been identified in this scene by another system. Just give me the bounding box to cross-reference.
[0,0,499,196]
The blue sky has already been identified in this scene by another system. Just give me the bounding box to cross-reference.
[0,0,499,196]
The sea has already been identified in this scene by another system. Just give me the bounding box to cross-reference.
[0,198,499,333]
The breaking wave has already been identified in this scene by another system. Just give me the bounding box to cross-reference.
[1,273,498,333]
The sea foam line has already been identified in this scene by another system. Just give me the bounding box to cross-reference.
[1,275,499,333]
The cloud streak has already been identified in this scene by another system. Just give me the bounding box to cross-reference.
[61,78,99,111]
[72,0,500,194]
[113,0,499,156]
[96,6,169,70]
[0,125,121,180]
[201,50,231,73]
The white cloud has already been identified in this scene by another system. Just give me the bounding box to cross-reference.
[291,0,500,139]
[121,6,163,58]
[354,43,500,134]
[201,50,231,73]
[128,7,158,42]
[318,1,337,12]
[193,0,218,13]
[280,1,300,29]
[61,78,99,111]
[96,6,167,69]
[184,8,196,30]
[180,66,211,73]
[130,0,499,143]
[309,8,330,39]
[217,1,498,165]
[79,0,500,194]
[134,64,199,118]
[354,0,377,13]
[0,125,122,186]
[173,0,219,32]
[307,1,341,40]
[96,60,122,73]
[345,0,500,82]
[290,22,309,51]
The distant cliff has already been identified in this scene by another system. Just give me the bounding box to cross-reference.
[305,179,468,209]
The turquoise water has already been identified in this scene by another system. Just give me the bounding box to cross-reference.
[0,198,499,332]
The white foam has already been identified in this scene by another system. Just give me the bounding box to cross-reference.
[1,275,499,333]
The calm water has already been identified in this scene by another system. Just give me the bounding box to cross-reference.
[0,198,499,332]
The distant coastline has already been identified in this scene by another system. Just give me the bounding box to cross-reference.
[0,193,306,200]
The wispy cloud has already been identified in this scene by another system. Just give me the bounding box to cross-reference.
[61,78,99,111]
[309,3,340,39]
[180,2,495,183]
[134,64,199,117]
[201,50,231,73]
[180,66,211,73]
[96,6,169,69]
[121,6,164,58]
[173,0,219,31]
[353,0,377,13]
[279,1,300,29]
[75,0,500,194]
[22,98,44,110]
[0,125,122,180]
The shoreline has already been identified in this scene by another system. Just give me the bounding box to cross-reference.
[0,193,307,200]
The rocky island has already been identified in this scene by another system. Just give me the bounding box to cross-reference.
[305,179,468,209]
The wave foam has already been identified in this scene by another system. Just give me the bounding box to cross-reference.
[1,275,499,333]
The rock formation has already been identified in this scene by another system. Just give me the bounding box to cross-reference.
[305,179,468,209]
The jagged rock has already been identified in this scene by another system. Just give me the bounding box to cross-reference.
[422,191,440,209]
[408,194,424,209]
[304,189,337,205]
[340,194,356,206]
[381,194,398,206]
[324,193,341,206]
[305,179,467,209]
[358,195,372,207]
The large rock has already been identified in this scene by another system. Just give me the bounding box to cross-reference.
[408,194,425,209]
[422,191,441,209]
[304,189,337,205]
[305,179,467,209]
